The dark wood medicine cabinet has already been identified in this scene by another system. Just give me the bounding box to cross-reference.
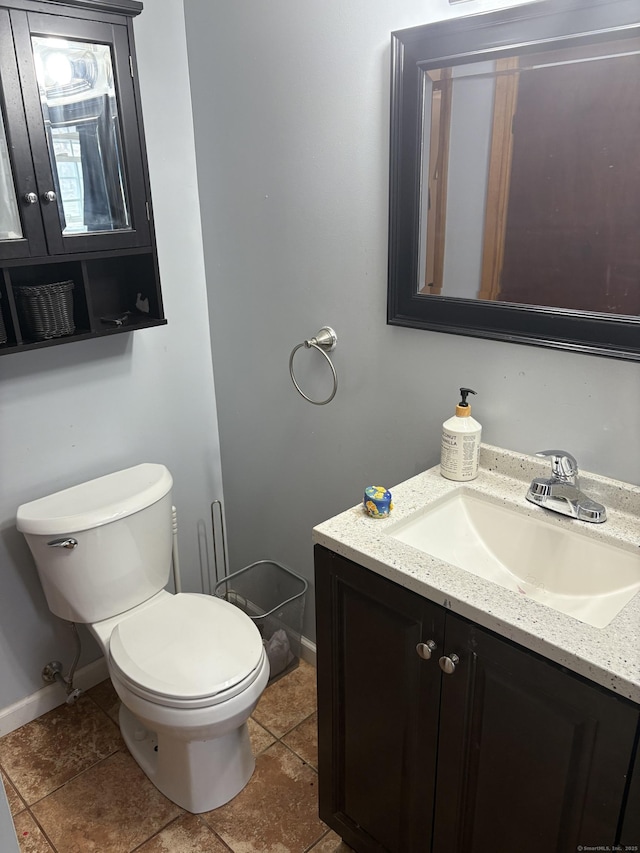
[0,0,165,356]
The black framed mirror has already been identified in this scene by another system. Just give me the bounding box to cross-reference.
[388,0,640,360]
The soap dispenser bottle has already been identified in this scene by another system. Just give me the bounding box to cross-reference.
[440,387,481,481]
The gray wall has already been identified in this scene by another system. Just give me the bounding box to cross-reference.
[0,0,223,712]
[0,777,18,853]
[185,0,640,643]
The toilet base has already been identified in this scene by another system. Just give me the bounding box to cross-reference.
[119,703,255,813]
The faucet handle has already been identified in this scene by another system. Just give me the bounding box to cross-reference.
[535,450,578,481]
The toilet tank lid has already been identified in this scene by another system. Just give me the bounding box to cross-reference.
[16,464,173,535]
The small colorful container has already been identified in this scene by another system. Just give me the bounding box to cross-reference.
[364,486,393,518]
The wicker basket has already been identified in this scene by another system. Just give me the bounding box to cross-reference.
[14,280,75,341]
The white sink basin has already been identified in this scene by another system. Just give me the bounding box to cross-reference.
[388,490,640,628]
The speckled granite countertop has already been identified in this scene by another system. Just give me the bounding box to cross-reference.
[313,445,640,704]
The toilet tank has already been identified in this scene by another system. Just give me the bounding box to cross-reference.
[16,464,174,623]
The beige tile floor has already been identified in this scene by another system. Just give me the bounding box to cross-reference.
[0,661,352,853]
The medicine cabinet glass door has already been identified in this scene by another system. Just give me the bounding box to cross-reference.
[0,7,47,259]
[32,35,131,237]
[2,8,150,260]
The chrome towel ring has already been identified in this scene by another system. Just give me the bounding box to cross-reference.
[289,326,338,405]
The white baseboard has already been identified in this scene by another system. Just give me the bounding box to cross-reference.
[0,657,109,737]
[300,635,316,667]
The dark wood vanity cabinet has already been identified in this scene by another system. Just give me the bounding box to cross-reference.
[0,0,165,354]
[315,546,640,853]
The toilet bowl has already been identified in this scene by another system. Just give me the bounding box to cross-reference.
[16,464,270,813]
[92,590,270,812]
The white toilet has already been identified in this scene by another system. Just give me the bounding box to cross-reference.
[16,463,270,814]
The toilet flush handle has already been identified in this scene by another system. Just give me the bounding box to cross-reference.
[47,537,78,550]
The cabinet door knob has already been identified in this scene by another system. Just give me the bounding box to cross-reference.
[416,640,437,660]
[23,192,38,204]
[42,190,57,203]
[439,654,460,674]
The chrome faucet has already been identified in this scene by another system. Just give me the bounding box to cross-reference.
[526,450,607,523]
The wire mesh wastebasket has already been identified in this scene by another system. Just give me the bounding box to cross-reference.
[214,560,308,682]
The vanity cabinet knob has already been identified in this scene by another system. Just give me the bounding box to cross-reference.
[23,192,38,204]
[416,640,437,660]
[439,654,460,675]
[42,190,57,203]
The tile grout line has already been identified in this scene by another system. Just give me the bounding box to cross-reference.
[303,828,334,853]
[0,764,28,817]
[251,704,317,739]
[252,709,318,769]
[195,815,235,853]
[18,804,59,853]
[127,812,234,853]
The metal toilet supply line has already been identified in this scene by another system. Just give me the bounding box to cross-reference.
[289,326,338,405]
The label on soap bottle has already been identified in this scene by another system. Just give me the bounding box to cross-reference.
[440,429,480,481]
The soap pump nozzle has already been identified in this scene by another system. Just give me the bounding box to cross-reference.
[457,387,476,416]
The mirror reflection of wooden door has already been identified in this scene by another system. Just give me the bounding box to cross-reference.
[423,69,452,295]
[478,58,519,301]
[484,50,640,315]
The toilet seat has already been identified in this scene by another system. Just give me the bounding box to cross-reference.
[109,593,265,709]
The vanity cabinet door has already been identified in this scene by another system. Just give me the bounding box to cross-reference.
[433,614,639,853]
[315,546,445,853]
